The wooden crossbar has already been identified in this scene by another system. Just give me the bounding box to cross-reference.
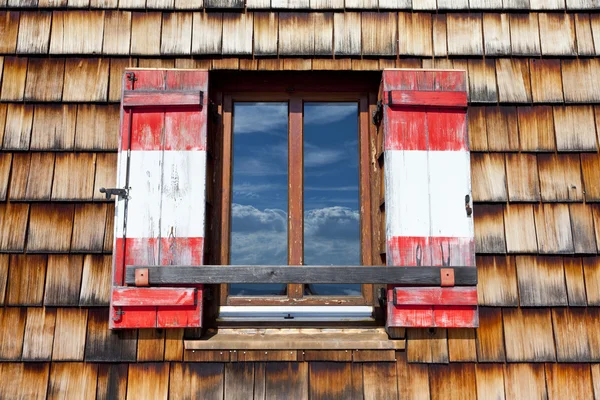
[124,266,477,286]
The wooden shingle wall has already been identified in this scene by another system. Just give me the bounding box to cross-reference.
[2,2,600,399]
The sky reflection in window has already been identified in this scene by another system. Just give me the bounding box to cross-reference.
[229,102,288,296]
[303,102,361,296]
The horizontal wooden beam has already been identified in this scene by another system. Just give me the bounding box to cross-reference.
[112,287,197,306]
[387,90,467,108]
[124,266,477,286]
[123,89,204,107]
[392,287,477,306]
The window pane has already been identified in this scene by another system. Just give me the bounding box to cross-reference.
[230,103,288,296]
[303,102,361,296]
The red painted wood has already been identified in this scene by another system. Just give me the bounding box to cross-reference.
[113,287,197,306]
[387,236,475,267]
[131,69,165,90]
[387,90,467,108]
[386,304,477,328]
[393,287,477,306]
[384,109,468,151]
[382,70,467,92]
[123,90,203,108]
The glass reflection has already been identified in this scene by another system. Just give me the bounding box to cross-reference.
[303,102,361,296]
[229,102,288,296]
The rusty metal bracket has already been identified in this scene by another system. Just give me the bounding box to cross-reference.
[135,268,150,287]
[440,268,455,287]
[372,100,383,126]
[99,187,129,200]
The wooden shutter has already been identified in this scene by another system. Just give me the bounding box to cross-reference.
[109,69,208,329]
[381,69,478,328]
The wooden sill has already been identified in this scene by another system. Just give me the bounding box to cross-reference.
[184,328,405,351]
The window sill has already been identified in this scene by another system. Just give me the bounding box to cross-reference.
[183,327,404,351]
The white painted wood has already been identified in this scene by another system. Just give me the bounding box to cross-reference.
[219,306,374,321]
[412,0,436,9]
[115,151,128,238]
[160,151,206,238]
[385,150,430,238]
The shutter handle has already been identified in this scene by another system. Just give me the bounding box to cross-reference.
[465,194,473,217]
[99,187,129,200]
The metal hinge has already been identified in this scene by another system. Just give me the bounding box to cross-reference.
[126,72,137,82]
[372,100,383,126]
[99,187,129,200]
[112,307,125,321]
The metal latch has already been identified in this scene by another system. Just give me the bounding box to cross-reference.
[99,187,129,200]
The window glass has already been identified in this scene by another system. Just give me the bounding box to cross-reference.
[303,103,361,296]
[230,102,288,296]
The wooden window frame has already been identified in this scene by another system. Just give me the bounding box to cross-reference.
[218,91,373,307]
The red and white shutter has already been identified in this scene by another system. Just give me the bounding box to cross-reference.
[110,69,208,329]
[382,69,478,328]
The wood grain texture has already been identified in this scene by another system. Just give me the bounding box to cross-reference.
[563,257,588,306]
[48,363,98,399]
[27,204,74,252]
[103,11,131,55]
[44,255,83,306]
[309,362,357,399]
[49,11,105,54]
[475,364,506,400]
[161,13,192,55]
[0,153,10,201]
[253,12,278,56]
[30,104,76,150]
[279,13,314,56]
[546,363,594,400]
[529,59,564,103]
[505,153,541,202]
[516,255,568,306]
[51,153,95,200]
[534,204,574,254]
[471,153,506,202]
[16,11,51,54]
[75,104,119,151]
[510,13,541,55]
[575,13,595,56]
[553,105,597,151]
[406,328,448,363]
[0,307,26,360]
[137,329,166,361]
[80,255,112,306]
[169,363,224,398]
[24,58,64,102]
[582,153,600,201]
[504,364,548,399]
[496,58,532,103]
[22,307,56,361]
[583,256,600,305]
[503,204,538,253]
[397,12,432,56]
[361,12,396,56]
[477,256,518,307]
[93,153,118,201]
[363,362,398,399]
[537,153,583,202]
[63,58,109,102]
[483,12,510,55]
[474,204,506,254]
[222,13,253,55]
[0,57,27,101]
[467,107,487,151]
[265,362,308,399]
[52,308,88,361]
[447,13,483,55]
[503,307,556,362]
[8,153,31,201]
[485,106,519,151]
[562,59,600,103]
[127,363,170,400]
[192,12,223,54]
[517,106,555,152]
[334,12,361,56]
[84,308,137,362]
[475,307,505,362]
[6,255,46,306]
[430,364,477,400]
[552,308,590,362]
[447,328,477,361]
[71,204,107,252]
[96,363,128,400]
[0,203,29,251]
[539,13,576,56]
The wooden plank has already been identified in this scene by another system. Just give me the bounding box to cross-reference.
[503,204,538,253]
[6,255,46,306]
[406,328,448,363]
[253,13,278,56]
[539,13,576,55]
[164,329,184,361]
[126,364,169,400]
[17,152,52,199]
[30,104,76,150]
[0,307,26,360]
[75,104,119,151]
[44,255,83,306]
[504,364,548,399]
[467,107,487,151]
[447,13,483,55]
[84,308,137,362]
[547,364,594,400]
[554,105,597,151]
[516,255,568,306]
[169,363,224,398]
[309,363,356,399]
[468,59,497,102]
[63,58,109,102]
[113,287,197,306]
[0,57,27,101]
[562,59,600,103]
[510,13,541,55]
[52,308,88,361]
[503,308,556,362]
[222,13,253,55]
[48,363,98,399]
[477,255,518,306]
[126,265,477,285]
[16,11,50,54]
[279,13,314,56]
[387,90,467,107]
[22,308,56,361]
[394,287,477,306]
[475,307,506,362]
[584,257,600,305]
[485,106,519,151]
[123,89,203,107]
[80,255,112,306]
[363,363,398,399]
[96,364,128,400]
[447,328,477,361]
[398,12,432,56]
[563,257,588,305]
[333,13,361,56]
[130,12,161,55]
[538,153,583,202]
[265,362,308,399]
[224,363,254,400]
[430,364,477,400]
[534,203,574,254]
[137,329,165,361]
[8,153,31,201]
[529,59,564,103]
[432,14,447,56]
[473,204,506,254]
[51,153,95,200]
[396,353,430,398]
[0,153,9,201]
[0,203,29,251]
[496,58,532,103]
[582,152,600,201]
[192,12,223,54]
[475,364,506,400]
[471,153,507,202]
[27,204,74,252]
[517,106,555,151]
[552,308,590,362]
[361,12,397,56]
[304,350,352,361]
[483,13,510,55]
[313,13,333,55]
[71,204,107,252]
[103,11,131,55]
[574,13,595,56]
[161,13,192,55]
[49,11,104,54]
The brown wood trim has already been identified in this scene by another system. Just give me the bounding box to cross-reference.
[359,94,373,305]
[219,94,233,305]
[227,296,370,306]
[288,95,304,300]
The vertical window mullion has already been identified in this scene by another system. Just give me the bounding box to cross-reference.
[288,95,304,299]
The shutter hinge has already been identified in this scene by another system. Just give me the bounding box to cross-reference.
[126,72,137,82]
[112,307,125,321]
[378,287,387,308]
[99,187,129,200]
[372,100,383,126]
